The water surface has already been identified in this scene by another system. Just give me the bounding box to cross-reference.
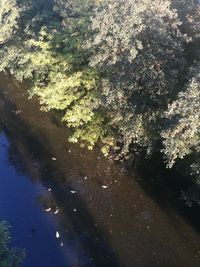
[0,74,200,267]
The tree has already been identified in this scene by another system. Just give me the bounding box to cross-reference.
[0,0,20,45]
[0,221,25,267]
[172,0,200,39]
[162,63,200,180]
[0,0,199,179]
[87,0,187,158]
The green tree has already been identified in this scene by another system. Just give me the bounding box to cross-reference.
[172,0,200,38]
[0,0,21,45]
[162,63,200,179]
[0,0,199,179]
[0,221,25,267]
[87,0,187,158]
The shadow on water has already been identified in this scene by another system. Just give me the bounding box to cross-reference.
[131,148,200,233]
[0,84,120,266]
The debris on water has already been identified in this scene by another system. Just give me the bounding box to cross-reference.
[60,242,64,247]
[102,185,108,189]
[84,176,87,180]
[45,207,51,212]
[73,208,77,212]
[68,149,71,153]
[70,190,76,194]
[56,231,60,238]
[14,109,22,115]
[48,188,52,192]
[54,208,59,214]
[52,157,57,161]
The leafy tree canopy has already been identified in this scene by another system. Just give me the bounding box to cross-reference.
[0,0,199,179]
[0,0,21,45]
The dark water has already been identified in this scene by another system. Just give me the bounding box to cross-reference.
[0,73,200,267]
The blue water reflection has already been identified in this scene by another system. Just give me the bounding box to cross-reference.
[0,132,93,267]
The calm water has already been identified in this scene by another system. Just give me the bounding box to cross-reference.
[0,73,200,267]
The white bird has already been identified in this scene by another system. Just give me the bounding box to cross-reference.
[52,157,57,161]
[70,190,76,194]
[48,188,52,192]
[102,185,108,189]
[73,208,77,212]
[60,242,64,247]
[54,208,59,214]
[56,231,60,238]
[45,207,51,212]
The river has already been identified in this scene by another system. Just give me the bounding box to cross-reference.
[0,73,200,267]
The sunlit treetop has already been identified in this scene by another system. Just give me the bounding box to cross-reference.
[0,0,21,44]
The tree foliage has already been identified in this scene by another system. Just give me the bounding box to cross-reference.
[0,0,199,178]
[88,0,187,158]
[162,63,200,179]
[0,221,25,267]
[0,0,20,45]
[172,0,200,38]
